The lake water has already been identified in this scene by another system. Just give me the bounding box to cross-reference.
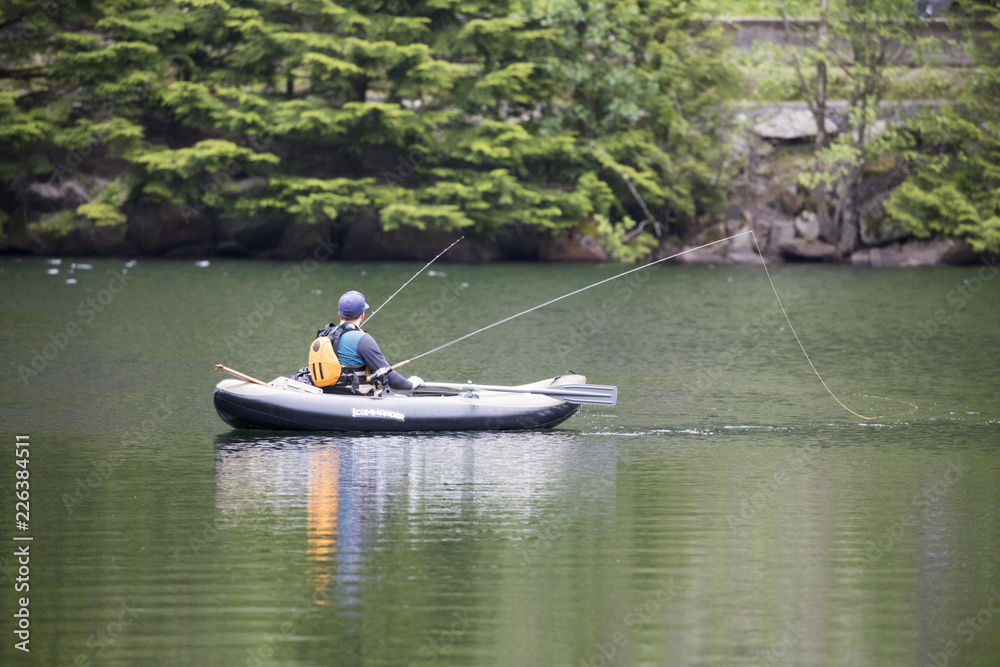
[1,255,998,666]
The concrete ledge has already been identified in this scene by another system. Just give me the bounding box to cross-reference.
[712,16,989,66]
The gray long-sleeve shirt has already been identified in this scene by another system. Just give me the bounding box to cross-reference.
[353,334,414,390]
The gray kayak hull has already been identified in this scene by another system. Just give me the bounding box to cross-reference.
[213,374,585,432]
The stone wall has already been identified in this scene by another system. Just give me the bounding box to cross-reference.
[717,16,982,67]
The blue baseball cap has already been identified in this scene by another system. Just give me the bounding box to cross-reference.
[338,290,369,317]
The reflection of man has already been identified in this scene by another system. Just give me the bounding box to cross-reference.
[307,444,338,593]
[311,290,422,393]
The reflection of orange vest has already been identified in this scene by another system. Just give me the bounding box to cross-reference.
[308,323,367,388]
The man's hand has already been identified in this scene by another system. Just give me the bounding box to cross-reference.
[407,375,424,389]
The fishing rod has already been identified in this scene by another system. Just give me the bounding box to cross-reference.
[216,242,463,387]
[350,227,874,421]
[392,230,753,368]
[364,236,463,325]
[380,229,871,421]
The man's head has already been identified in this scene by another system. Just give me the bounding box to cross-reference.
[338,290,369,321]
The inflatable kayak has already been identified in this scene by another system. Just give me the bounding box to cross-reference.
[213,373,610,432]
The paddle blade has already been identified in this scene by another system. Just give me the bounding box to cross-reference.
[545,384,618,406]
[417,381,618,406]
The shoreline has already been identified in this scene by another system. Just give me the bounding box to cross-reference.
[0,232,990,268]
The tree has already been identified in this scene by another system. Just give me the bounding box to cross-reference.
[536,0,738,242]
[882,1,1000,255]
[1,0,738,259]
[782,0,929,256]
[0,0,91,182]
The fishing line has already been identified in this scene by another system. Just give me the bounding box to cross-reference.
[404,231,753,364]
[396,228,874,421]
[749,231,873,421]
[857,394,918,416]
[365,236,463,324]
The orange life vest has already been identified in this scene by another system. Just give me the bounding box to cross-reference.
[308,323,367,388]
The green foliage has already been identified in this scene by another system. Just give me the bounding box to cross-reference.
[884,108,1000,254]
[76,201,127,228]
[419,167,585,235]
[53,118,146,157]
[133,140,280,194]
[380,203,473,231]
[774,0,938,253]
[886,182,1000,252]
[160,82,227,125]
[799,143,862,191]
[29,211,76,235]
[0,93,54,180]
[881,2,1000,255]
[575,171,616,218]
[595,214,658,262]
[468,62,537,106]
[51,38,161,85]
[530,0,737,233]
[0,94,51,148]
[247,176,375,224]
[77,179,132,228]
[705,0,834,16]
[1,0,739,251]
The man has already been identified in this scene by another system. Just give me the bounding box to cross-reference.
[308,290,422,394]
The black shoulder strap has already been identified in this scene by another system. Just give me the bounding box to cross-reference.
[318,321,366,343]
[328,322,365,352]
[329,323,347,352]
[316,322,338,338]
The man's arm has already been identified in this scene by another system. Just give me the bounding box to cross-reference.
[356,335,414,390]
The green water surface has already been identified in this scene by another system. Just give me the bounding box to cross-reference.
[1,256,998,666]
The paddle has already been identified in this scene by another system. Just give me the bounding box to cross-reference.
[416,381,618,406]
[215,364,617,405]
[215,364,271,387]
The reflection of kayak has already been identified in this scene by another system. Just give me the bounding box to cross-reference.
[213,374,591,432]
